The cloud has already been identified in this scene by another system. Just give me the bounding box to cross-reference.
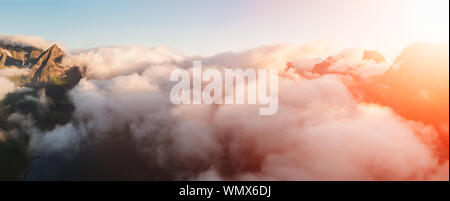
[63,46,184,79]
[0,77,15,100]
[0,67,30,77]
[203,42,334,71]
[30,123,82,156]
[314,48,390,78]
[26,43,448,180]
[0,67,32,101]
[0,34,63,50]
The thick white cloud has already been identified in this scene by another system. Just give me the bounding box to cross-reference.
[0,77,15,100]
[63,46,184,79]
[27,43,448,180]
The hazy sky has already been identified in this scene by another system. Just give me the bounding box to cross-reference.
[1,0,448,57]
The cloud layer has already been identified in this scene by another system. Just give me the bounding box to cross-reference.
[0,34,64,51]
[0,77,15,100]
[23,43,448,180]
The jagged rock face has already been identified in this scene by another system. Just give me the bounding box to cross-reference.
[363,50,386,63]
[1,42,83,87]
[31,44,67,85]
[0,44,43,67]
[0,50,6,66]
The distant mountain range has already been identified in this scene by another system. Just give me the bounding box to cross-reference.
[0,43,82,87]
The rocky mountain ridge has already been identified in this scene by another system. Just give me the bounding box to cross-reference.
[0,43,82,87]
[0,43,42,67]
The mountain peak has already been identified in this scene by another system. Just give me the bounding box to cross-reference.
[363,50,386,63]
[49,44,62,51]
[31,44,66,85]
[45,44,64,58]
[34,44,64,66]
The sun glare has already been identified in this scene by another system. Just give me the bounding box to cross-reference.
[412,0,449,42]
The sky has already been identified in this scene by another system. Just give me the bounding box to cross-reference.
[1,0,449,57]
